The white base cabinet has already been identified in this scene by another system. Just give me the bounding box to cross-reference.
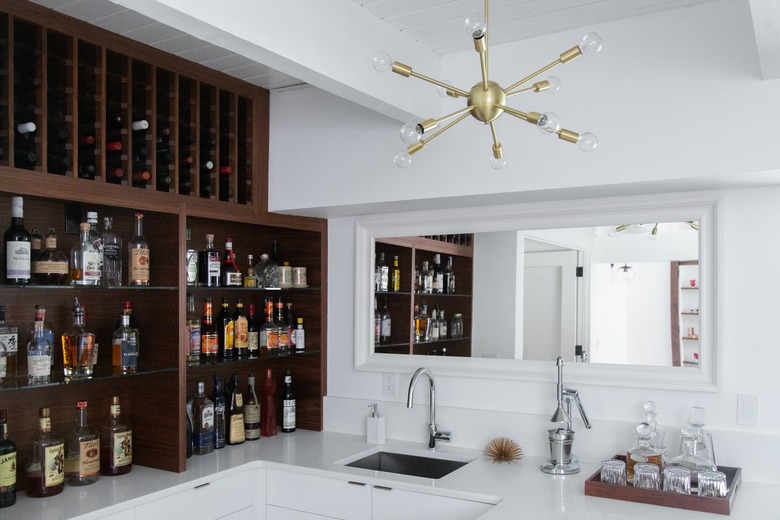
[372,486,494,520]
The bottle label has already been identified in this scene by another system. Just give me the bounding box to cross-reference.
[224,320,234,352]
[283,400,296,429]
[32,260,69,275]
[201,403,214,430]
[186,250,198,285]
[112,431,133,468]
[214,403,225,448]
[294,329,305,350]
[0,358,5,379]
[381,318,391,337]
[266,329,279,349]
[79,439,100,477]
[207,257,221,279]
[187,326,201,357]
[6,241,31,279]
[248,331,259,352]
[234,317,248,349]
[225,272,242,286]
[83,251,101,282]
[104,242,121,262]
[129,248,150,283]
[229,414,245,444]
[0,333,18,354]
[28,354,51,377]
[202,333,218,356]
[0,451,16,487]
[114,337,138,368]
[44,442,65,486]
[244,404,260,438]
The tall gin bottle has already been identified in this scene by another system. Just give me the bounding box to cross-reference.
[28,306,53,384]
[100,396,132,476]
[24,408,64,497]
[102,217,122,286]
[86,211,103,283]
[65,401,100,486]
[128,213,149,286]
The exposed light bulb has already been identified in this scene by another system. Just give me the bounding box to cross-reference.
[608,228,617,238]
[394,151,412,168]
[400,123,422,145]
[464,14,487,39]
[437,80,455,98]
[579,33,604,55]
[489,156,506,170]
[372,52,394,73]
[577,132,598,151]
[545,76,561,94]
[537,112,561,135]
[615,263,635,284]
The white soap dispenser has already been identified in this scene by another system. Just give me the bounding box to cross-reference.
[367,403,386,444]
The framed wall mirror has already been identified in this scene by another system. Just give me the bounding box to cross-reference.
[355,196,719,391]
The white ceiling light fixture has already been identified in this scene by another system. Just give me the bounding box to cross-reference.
[614,263,635,284]
[372,0,603,170]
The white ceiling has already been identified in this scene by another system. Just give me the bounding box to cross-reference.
[28,0,778,95]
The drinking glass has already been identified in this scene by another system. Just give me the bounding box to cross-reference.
[600,459,627,485]
[698,471,728,498]
[663,466,691,494]
[634,463,660,490]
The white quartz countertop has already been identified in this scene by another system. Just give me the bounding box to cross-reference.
[5,430,777,519]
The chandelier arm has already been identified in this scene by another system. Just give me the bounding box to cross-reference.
[483,0,490,90]
[503,60,562,95]
[417,112,472,147]
[404,68,470,98]
[425,105,475,133]
[495,103,530,122]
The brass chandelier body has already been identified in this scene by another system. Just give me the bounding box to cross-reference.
[374,0,603,169]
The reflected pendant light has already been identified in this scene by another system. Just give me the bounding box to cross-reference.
[373,0,603,169]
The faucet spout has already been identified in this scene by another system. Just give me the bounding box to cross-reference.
[407,367,450,449]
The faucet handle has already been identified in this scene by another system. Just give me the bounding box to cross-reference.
[434,431,451,442]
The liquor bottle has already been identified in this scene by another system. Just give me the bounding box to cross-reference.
[102,217,122,287]
[112,305,139,375]
[185,409,193,459]
[86,211,104,283]
[429,309,440,341]
[4,196,31,285]
[421,261,433,293]
[212,374,226,450]
[380,299,391,344]
[413,303,430,343]
[221,238,242,286]
[0,306,18,382]
[259,299,279,352]
[443,256,455,294]
[190,382,215,455]
[247,304,259,358]
[198,234,221,287]
[31,228,69,285]
[200,297,218,360]
[293,318,305,351]
[217,297,234,359]
[284,303,296,350]
[64,401,100,486]
[233,300,249,357]
[253,253,270,288]
[0,340,6,385]
[275,299,289,353]
[185,231,198,287]
[282,370,296,433]
[114,301,141,331]
[186,293,201,365]
[0,409,17,507]
[374,298,381,345]
[227,374,246,445]
[377,252,389,292]
[259,253,279,288]
[261,369,278,437]
[432,254,444,293]
[62,298,96,380]
[100,396,133,476]
[25,408,65,497]
[439,309,448,339]
[30,227,43,257]
[70,223,100,286]
[28,306,53,385]
[244,374,261,441]
[128,213,150,286]
[243,254,257,288]
[391,255,401,292]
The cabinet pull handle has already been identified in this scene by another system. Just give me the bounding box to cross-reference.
[194,482,211,489]
[373,485,393,491]
[347,481,367,486]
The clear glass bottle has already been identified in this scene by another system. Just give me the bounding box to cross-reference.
[377,252,389,292]
[429,308,440,341]
[32,228,69,285]
[25,408,64,497]
[247,303,259,358]
[190,382,214,455]
[282,370,296,433]
[221,238,242,286]
[62,298,95,380]
[260,253,279,288]
[667,406,717,472]
[0,307,17,383]
[86,211,103,283]
[439,309,448,339]
[198,234,220,287]
[186,293,201,365]
[293,318,305,351]
[228,374,245,445]
[253,253,270,289]
[244,374,261,440]
[100,396,132,476]
[450,313,464,339]
[112,305,139,374]
[414,302,430,342]
[128,213,149,286]
[65,401,100,486]
[432,254,443,293]
[0,340,6,385]
[443,256,455,294]
[421,261,433,293]
[71,222,101,286]
[4,196,31,285]
[102,217,122,287]
[233,299,249,357]
[212,374,226,449]
[626,422,664,483]
[0,409,18,508]
[28,306,53,385]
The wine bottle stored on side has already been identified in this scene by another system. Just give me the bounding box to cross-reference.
[25,408,65,497]
[0,410,17,508]
[282,370,296,433]
[100,396,132,476]
[4,196,31,285]
[64,401,100,486]
[227,374,246,445]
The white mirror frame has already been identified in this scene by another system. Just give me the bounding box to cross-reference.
[354,194,720,392]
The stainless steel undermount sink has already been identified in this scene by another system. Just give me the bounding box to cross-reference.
[340,448,473,479]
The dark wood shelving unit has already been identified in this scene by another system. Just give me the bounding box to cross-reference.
[0,0,327,483]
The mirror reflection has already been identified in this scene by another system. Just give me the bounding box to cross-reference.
[374,222,699,367]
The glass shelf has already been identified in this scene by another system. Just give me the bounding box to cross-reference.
[0,284,178,291]
[187,348,321,369]
[0,365,178,393]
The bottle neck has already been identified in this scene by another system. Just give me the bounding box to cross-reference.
[79,408,88,427]
[133,217,144,238]
[39,416,51,432]
[110,404,121,418]
[73,313,85,327]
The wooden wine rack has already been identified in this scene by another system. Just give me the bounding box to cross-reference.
[0,0,327,481]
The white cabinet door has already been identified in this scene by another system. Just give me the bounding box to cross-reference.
[372,486,494,520]
[219,506,258,520]
[267,504,338,520]
[135,467,265,520]
[94,510,134,520]
[266,469,370,520]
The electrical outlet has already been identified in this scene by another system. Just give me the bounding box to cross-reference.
[737,393,759,427]
[382,373,395,396]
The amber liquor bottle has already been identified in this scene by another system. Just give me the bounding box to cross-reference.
[0,410,17,507]
[100,396,132,476]
[217,297,234,359]
[65,401,100,486]
[200,297,218,360]
[227,374,246,445]
[233,299,249,357]
[25,408,65,497]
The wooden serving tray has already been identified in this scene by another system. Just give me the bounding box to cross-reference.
[584,455,742,515]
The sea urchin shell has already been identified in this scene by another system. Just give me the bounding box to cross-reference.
[483,437,523,463]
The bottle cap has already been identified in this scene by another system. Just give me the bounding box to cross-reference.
[77,401,87,409]
[80,222,90,231]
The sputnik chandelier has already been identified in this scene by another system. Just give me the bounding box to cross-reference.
[372,0,603,169]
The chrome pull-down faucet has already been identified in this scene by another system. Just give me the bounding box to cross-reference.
[407,367,451,449]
